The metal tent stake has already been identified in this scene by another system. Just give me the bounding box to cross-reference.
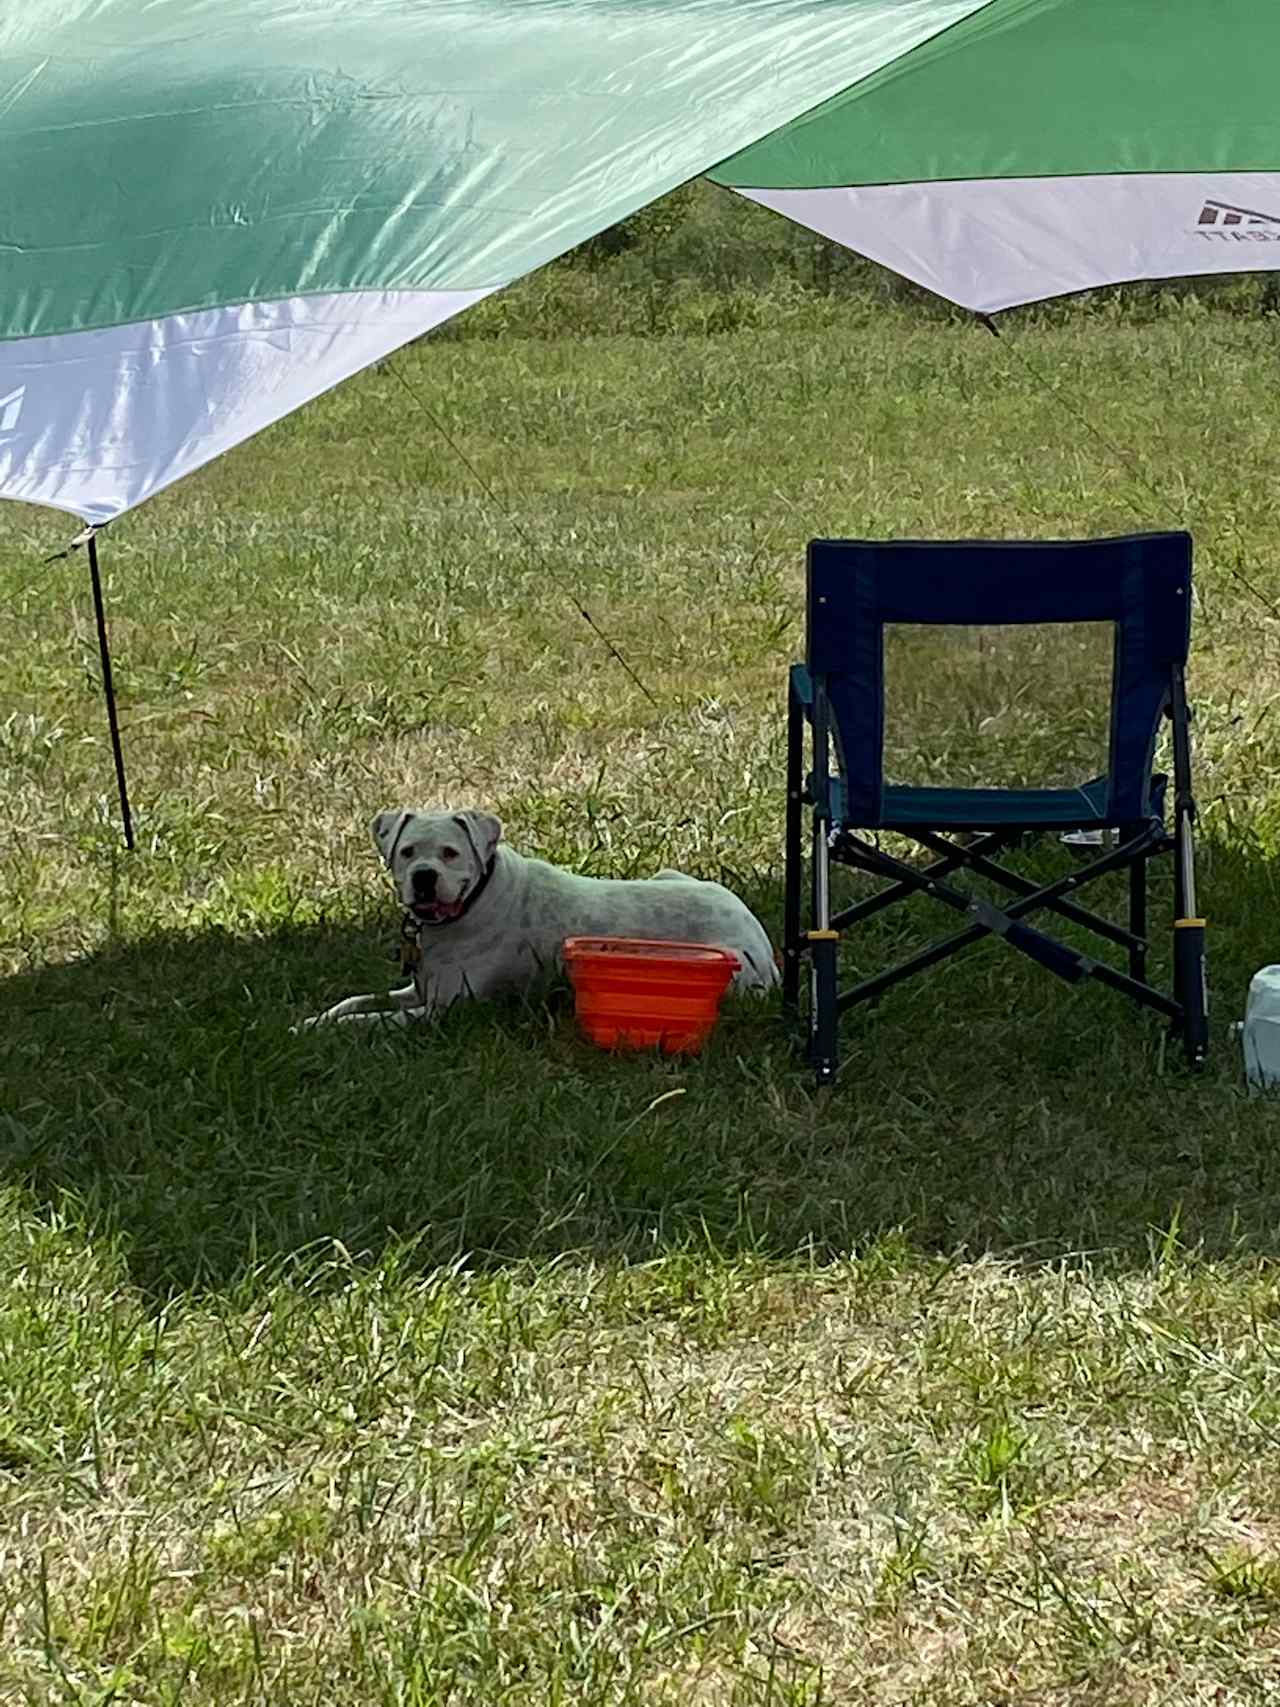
[86,531,135,851]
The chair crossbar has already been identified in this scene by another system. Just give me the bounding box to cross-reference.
[908,828,1156,955]
[829,829,1016,934]
[836,913,1183,1020]
[830,823,1182,1022]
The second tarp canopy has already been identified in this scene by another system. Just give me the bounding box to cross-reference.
[713,0,1280,314]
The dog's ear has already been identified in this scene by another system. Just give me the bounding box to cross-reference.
[452,809,503,866]
[372,809,412,864]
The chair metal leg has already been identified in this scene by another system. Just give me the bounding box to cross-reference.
[1175,916,1208,1067]
[1127,827,1148,984]
[1172,804,1208,1066]
[1170,666,1208,1068]
[783,677,804,1015]
[808,688,839,1084]
[809,820,839,1085]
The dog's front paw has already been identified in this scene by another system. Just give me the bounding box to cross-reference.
[290,1014,325,1035]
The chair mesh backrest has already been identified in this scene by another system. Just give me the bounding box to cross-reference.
[806,532,1192,825]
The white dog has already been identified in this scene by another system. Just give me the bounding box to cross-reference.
[302,808,779,1027]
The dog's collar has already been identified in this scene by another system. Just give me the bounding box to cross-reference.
[399,854,497,959]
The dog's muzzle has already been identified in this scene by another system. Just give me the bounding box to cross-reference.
[401,856,496,931]
[406,866,467,924]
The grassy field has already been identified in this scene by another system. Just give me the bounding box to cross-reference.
[5,221,1280,1700]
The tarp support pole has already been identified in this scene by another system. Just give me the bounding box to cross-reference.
[87,532,135,851]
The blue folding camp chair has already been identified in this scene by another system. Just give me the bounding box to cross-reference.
[784,532,1208,1084]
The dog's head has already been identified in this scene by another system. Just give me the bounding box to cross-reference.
[371,808,503,924]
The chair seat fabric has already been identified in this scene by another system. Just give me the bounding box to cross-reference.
[819,773,1166,831]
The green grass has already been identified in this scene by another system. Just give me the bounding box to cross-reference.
[5,241,1280,1700]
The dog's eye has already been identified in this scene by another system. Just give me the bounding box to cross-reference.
[399,844,415,861]
[441,847,460,862]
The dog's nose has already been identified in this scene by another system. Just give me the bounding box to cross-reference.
[411,867,437,899]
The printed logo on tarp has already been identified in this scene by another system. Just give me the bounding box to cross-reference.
[0,387,24,434]
[1195,200,1280,242]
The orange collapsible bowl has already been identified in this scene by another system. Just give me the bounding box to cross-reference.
[562,937,740,1053]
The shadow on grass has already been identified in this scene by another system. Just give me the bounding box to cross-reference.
[3,832,1279,1296]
